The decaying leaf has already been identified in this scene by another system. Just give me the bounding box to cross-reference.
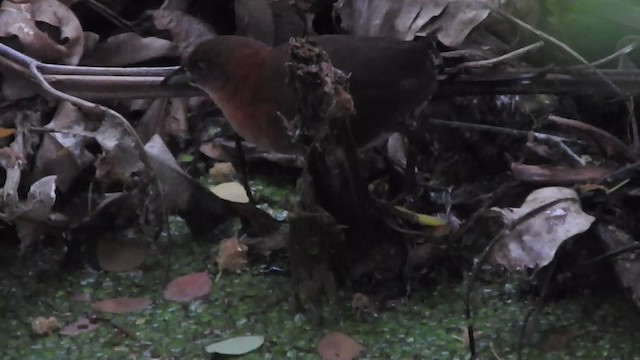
[489,187,595,270]
[0,0,85,65]
[163,272,212,303]
[317,332,366,360]
[335,0,496,46]
[16,175,58,252]
[91,297,152,314]
[217,237,249,273]
[152,9,215,61]
[59,317,101,336]
[32,316,60,335]
[81,32,177,66]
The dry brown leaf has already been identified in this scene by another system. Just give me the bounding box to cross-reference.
[489,187,595,270]
[335,0,495,46]
[163,272,212,303]
[199,142,232,161]
[152,10,215,61]
[59,317,101,336]
[91,297,152,314]
[217,237,248,273]
[317,332,366,360]
[81,32,177,66]
[32,316,60,334]
[0,0,85,65]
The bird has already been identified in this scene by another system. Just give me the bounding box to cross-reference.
[165,34,439,155]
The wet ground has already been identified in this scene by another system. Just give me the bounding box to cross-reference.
[2,215,639,360]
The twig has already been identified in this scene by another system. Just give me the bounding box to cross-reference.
[428,118,580,144]
[82,0,139,34]
[568,42,638,70]
[463,197,576,358]
[447,41,544,74]
[19,49,173,291]
[490,6,640,152]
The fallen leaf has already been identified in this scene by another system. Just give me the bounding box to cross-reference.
[32,316,60,334]
[80,33,177,66]
[91,297,152,314]
[335,0,493,46]
[217,238,249,273]
[317,332,365,360]
[210,182,250,204]
[163,272,212,303]
[489,187,595,270]
[205,335,264,355]
[59,317,101,336]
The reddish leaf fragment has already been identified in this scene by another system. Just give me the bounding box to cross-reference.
[59,317,101,336]
[217,237,249,273]
[163,272,212,303]
[317,332,366,360]
[91,297,152,314]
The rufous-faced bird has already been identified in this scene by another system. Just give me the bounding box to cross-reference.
[166,35,438,154]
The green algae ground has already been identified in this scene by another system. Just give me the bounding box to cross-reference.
[2,200,639,359]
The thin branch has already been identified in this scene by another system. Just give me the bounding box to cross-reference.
[447,41,544,74]
[490,6,639,151]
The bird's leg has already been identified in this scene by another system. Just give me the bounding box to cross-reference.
[234,135,256,203]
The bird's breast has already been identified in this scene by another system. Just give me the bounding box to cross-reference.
[209,88,295,154]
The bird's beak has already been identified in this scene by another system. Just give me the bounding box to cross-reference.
[162,66,194,86]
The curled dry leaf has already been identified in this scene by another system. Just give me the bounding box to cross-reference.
[152,10,215,61]
[217,238,249,273]
[16,175,58,252]
[489,187,595,270]
[317,332,366,360]
[0,0,84,65]
[81,32,178,66]
[163,272,212,303]
[59,317,101,336]
[32,316,60,334]
[335,0,495,46]
[91,297,152,314]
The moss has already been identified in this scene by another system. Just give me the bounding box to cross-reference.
[1,217,638,359]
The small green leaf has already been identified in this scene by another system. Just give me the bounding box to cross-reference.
[178,153,194,163]
[205,335,264,355]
